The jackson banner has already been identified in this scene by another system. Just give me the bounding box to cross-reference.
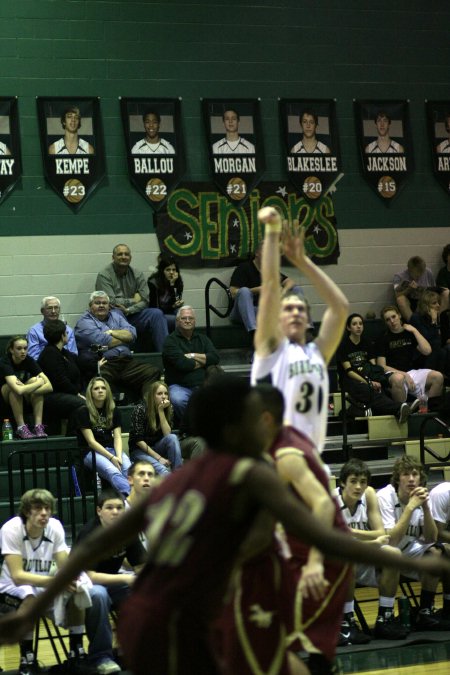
[154,181,339,268]
[426,100,450,197]
[354,100,413,203]
[0,97,22,205]
[120,97,186,211]
[37,97,105,213]
[279,98,342,203]
[202,99,265,206]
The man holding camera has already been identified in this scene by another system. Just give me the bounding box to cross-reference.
[74,291,160,398]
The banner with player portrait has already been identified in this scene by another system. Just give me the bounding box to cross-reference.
[354,100,413,203]
[426,100,450,197]
[120,97,186,211]
[0,97,22,205]
[154,181,340,268]
[202,99,265,206]
[37,97,105,213]
[280,99,342,203]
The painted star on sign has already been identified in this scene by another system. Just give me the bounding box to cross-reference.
[276,185,288,197]
[230,244,237,254]
[232,218,240,228]
[313,224,321,234]
[184,231,193,241]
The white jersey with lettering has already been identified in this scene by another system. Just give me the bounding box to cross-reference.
[335,489,369,533]
[0,516,66,589]
[429,481,450,525]
[376,484,430,557]
[251,339,328,453]
[52,137,91,155]
[131,138,175,154]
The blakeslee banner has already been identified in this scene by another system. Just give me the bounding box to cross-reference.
[120,97,186,211]
[202,98,265,206]
[0,97,22,205]
[426,100,450,198]
[354,100,414,203]
[154,181,340,268]
[36,97,105,213]
[280,98,342,203]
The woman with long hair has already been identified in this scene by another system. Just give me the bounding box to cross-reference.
[75,376,131,495]
[128,380,183,475]
[0,336,52,439]
[410,289,450,374]
[148,255,184,331]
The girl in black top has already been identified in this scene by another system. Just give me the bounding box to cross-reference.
[0,336,52,439]
[148,255,184,332]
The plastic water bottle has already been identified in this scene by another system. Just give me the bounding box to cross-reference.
[2,419,13,441]
[419,394,428,414]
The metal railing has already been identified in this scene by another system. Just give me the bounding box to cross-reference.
[204,277,234,339]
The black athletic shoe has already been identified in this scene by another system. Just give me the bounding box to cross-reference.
[415,607,450,630]
[373,612,409,639]
[338,614,371,645]
[18,654,46,675]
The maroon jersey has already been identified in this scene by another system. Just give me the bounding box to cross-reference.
[118,451,261,675]
[269,425,351,662]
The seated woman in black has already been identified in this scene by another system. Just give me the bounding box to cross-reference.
[337,313,415,421]
[0,335,52,439]
[148,255,184,332]
[410,290,450,375]
[38,319,86,434]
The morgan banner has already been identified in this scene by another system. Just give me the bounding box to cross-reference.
[354,100,413,203]
[37,97,105,213]
[154,181,340,268]
[202,99,265,206]
[0,97,22,205]
[426,101,450,197]
[279,98,342,203]
[120,97,186,211]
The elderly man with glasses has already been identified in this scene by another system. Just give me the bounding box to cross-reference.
[162,306,220,424]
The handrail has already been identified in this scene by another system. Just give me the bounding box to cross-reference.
[419,414,450,466]
[204,277,234,339]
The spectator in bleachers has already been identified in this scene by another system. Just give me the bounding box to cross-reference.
[128,380,183,475]
[229,240,304,339]
[410,290,450,375]
[27,296,78,361]
[96,243,168,351]
[38,319,85,434]
[336,459,408,641]
[337,313,415,422]
[0,489,87,674]
[75,488,146,674]
[74,291,160,400]
[393,256,439,321]
[377,455,450,630]
[148,254,184,332]
[162,306,220,424]
[436,244,450,290]
[377,305,443,410]
[0,336,52,439]
[74,376,131,496]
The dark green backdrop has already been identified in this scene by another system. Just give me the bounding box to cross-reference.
[0,0,448,236]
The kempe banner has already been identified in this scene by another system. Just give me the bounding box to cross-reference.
[154,181,340,268]
[280,99,342,203]
[0,97,22,205]
[354,100,413,203]
[202,99,265,206]
[426,101,450,197]
[37,97,105,213]
[120,97,186,211]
